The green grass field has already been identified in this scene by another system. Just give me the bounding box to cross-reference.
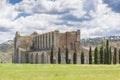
[0,64,120,80]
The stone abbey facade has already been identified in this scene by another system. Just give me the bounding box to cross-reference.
[12,30,81,64]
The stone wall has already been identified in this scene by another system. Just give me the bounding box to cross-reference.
[31,30,59,51]
[13,30,81,64]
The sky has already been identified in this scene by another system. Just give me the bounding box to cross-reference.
[0,0,120,43]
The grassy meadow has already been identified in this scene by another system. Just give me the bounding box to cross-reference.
[0,64,120,80]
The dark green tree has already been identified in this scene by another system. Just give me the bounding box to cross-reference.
[65,48,69,64]
[89,46,92,64]
[100,46,104,64]
[106,40,110,64]
[106,46,109,64]
[58,48,61,64]
[119,49,120,64]
[104,48,107,64]
[73,49,77,64]
[109,47,112,64]
[50,47,54,64]
[31,54,33,64]
[81,50,84,64]
[113,48,117,64]
[94,47,98,64]
[106,40,109,46]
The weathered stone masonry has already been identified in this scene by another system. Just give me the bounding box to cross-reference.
[12,30,81,64]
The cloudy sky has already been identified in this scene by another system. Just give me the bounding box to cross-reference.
[0,0,120,43]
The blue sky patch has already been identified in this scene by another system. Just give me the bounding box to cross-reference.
[103,0,120,13]
[14,13,32,20]
[0,27,10,32]
[9,0,22,5]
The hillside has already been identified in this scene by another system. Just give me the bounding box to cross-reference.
[0,38,120,63]
[0,40,14,63]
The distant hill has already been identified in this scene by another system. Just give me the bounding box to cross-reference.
[0,40,14,63]
[0,37,120,63]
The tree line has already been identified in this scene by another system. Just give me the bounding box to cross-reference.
[91,40,120,64]
[50,40,120,64]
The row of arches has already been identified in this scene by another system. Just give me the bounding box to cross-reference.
[23,51,86,64]
[25,52,47,64]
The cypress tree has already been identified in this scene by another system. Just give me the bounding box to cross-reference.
[106,40,109,46]
[58,48,61,64]
[119,49,120,64]
[89,46,92,64]
[106,46,109,64]
[94,47,98,64]
[109,47,112,64]
[65,48,69,64]
[31,54,33,64]
[104,48,107,64]
[113,48,117,64]
[100,46,103,64]
[106,40,110,64]
[81,50,84,64]
[73,49,77,64]
[50,47,54,64]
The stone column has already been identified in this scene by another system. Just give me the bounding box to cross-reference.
[44,34,46,49]
[37,52,41,63]
[34,36,36,50]
[41,35,43,50]
[28,52,31,63]
[32,52,36,64]
[30,53,33,64]
[49,33,51,49]
[36,36,38,50]
[43,34,45,49]
[43,34,44,49]
[40,35,42,50]
[18,48,21,63]
[33,37,35,50]
[41,52,44,64]
[47,33,49,49]
[44,52,47,64]
[76,30,80,42]
[45,34,47,49]
[76,30,80,55]
[54,30,59,50]
[52,32,54,49]
[13,31,20,63]
[37,36,39,50]
[47,52,50,64]
[50,32,53,49]
[61,52,66,64]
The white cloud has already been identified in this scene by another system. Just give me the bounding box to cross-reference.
[81,0,120,38]
[0,0,120,43]
[0,0,18,20]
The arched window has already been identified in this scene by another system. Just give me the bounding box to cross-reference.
[35,53,38,64]
[41,53,44,64]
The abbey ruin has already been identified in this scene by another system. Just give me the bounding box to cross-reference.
[12,30,81,64]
